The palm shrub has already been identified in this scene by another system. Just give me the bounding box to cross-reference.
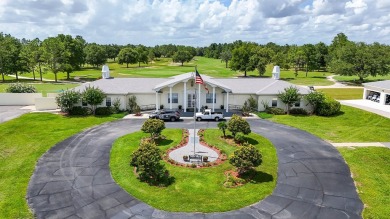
[229,143,262,175]
[6,83,37,93]
[141,119,165,139]
[128,95,139,113]
[227,114,251,137]
[217,121,227,138]
[55,90,81,112]
[130,140,170,185]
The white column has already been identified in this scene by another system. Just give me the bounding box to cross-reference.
[380,92,386,105]
[183,82,187,112]
[155,92,158,111]
[169,86,172,109]
[363,88,367,99]
[198,84,201,112]
[212,86,215,112]
[226,91,229,112]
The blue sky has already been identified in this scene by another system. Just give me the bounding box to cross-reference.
[1,0,389,46]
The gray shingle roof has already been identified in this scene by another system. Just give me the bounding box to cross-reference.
[363,80,390,90]
[74,78,168,94]
[73,74,310,95]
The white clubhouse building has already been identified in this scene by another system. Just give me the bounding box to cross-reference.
[73,72,311,112]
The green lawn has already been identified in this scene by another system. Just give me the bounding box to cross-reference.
[338,147,390,219]
[2,57,333,86]
[0,82,80,96]
[110,129,277,212]
[265,105,390,142]
[334,75,390,85]
[317,88,364,100]
[0,113,124,218]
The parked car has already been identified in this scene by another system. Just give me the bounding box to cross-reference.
[195,109,224,121]
[149,110,180,121]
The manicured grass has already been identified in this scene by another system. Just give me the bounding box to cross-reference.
[110,129,277,212]
[334,75,390,85]
[264,105,390,142]
[317,88,364,100]
[338,147,390,219]
[0,113,125,218]
[3,57,333,85]
[0,82,80,96]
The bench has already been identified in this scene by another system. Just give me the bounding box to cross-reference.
[189,154,202,161]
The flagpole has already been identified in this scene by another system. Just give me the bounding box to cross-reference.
[193,67,196,156]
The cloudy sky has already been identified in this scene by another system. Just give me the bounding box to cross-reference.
[1,0,389,46]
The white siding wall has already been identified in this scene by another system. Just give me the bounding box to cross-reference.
[258,95,312,112]
[0,93,42,105]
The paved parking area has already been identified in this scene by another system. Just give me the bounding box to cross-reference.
[0,105,31,124]
[340,100,390,118]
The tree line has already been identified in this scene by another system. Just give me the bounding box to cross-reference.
[1,32,389,83]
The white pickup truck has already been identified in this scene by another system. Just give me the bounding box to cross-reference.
[195,109,224,121]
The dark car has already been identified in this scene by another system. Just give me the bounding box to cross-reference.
[149,110,180,121]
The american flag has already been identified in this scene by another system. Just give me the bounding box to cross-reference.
[195,69,209,93]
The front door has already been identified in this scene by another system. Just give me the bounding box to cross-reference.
[187,94,196,108]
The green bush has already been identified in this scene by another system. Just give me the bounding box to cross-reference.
[317,97,341,116]
[95,107,113,115]
[234,132,246,144]
[229,143,262,175]
[227,114,251,137]
[141,119,165,139]
[266,107,285,115]
[55,90,82,112]
[130,140,170,185]
[82,86,106,114]
[68,106,90,116]
[289,108,308,115]
[6,83,37,93]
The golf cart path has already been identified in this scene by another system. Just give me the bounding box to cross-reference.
[27,119,363,219]
[313,75,362,89]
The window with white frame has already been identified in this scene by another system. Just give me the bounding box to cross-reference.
[106,97,112,107]
[168,93,178,103]
[206,93,216,103]
[272,98,277,107]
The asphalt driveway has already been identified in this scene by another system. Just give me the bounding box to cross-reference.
[0,105,31,124]
[27,119,363,219]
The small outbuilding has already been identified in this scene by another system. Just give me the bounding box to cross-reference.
[363,80,390,105]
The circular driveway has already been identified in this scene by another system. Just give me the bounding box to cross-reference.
[27,119,363,219]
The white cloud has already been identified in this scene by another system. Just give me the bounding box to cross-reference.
[0,0,389,46]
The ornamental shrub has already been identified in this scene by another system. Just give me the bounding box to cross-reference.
[265,107,285,115]
[229,143,262,175]
[141,119,165,139]
[304,91,326,114]
[55,90,82,112]
[6,83,37,93]
[317,97,341,116]
[68,106,90,116]
[217,121,227,138]
[289,108,308,115]
[227,114,251,137]
[234,132,246,144]
[95,107,113,115]
[82,86,106,115]
[130,140,170,185]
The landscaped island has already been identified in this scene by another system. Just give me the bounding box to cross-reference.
[110,128,277,212]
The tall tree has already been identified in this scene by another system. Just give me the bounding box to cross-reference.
[230,43,256,77]
[84,43,107,68]
[136,45,149,67]
[118,47,138,68]
[329,42,390,83]
[250,47,274,76]
[302,44,318,77]
[0,33,23,81]
[172,50,193,66]
[288,45,305,77]
[315,42,329,71]
[41,37,69,82]
[220,50,232,68]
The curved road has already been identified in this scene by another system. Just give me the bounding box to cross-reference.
[27,119,363,219]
